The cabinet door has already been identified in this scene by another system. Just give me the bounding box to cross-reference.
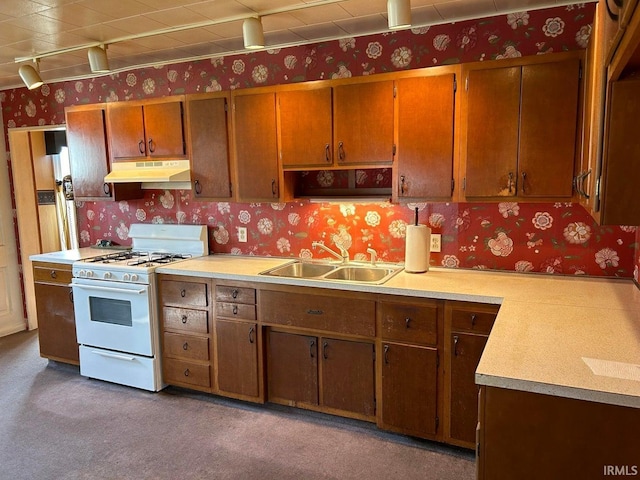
[333,81,394,165]
[600,78,640,225]
[267,330,318,405]
[321,338,375,417]
[465,67,521,197]
[518,59,579,197]
[188,96,232,199]
[381,343,438,438]
[108,104,146,159]
[143,101,186,158]
[34,283,78,364]
[396,74,455,199]
[216,319,259,398]
[233,93,280,201]
[279,87,333,168]
[66,108,112,200]
[449,332,487,445]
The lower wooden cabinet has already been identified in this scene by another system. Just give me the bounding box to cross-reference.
[216,319,260,399]
[267,330,375,419]
[33,262,78,365]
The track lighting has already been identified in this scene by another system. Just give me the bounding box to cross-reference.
[18,59,44,90]
[243,17,265,49]
[387,0,412,30]
[88,45,110,73]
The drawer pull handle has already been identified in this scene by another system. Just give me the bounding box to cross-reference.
[138,140,145,154]
[325,143,331,163]
[249,326,255,344]
[103,182,111,195]
[383,344,390,364]
[338,141,345,161]
[232,289,239,299]
[405,317,411,328]
[180,289,186,298]
[68,289,73,303]
[309,339,316,358]
[50,270,57,279]
[323,341,329,359]
[184,368,190,377]
[454,335,459,356]
[148,138,155,153]
[183,342,189,351]
[181,315,188,324]
[194,180,202,195]
[233,305,238,315]
[471,314,476,327]
[307,309,323,315]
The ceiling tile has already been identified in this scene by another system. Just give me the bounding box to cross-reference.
[136,0,210,9]
[5,13,77,36]
[264,29,306,45]
[38,3,117,27]
[262,13,306,31]
[339,0,387,17]
[209,36,245,52]
[76,0,156,18]
[433,0,497,21]
[411,5,446,25]
[204,19,246,38]
[0,24,38,43]
[67,23,131,43]
[186,0,253,21]
[236,0,300,13]
[289,3,353,24]
[0,0,50,17]
[165,27,224,44]
[289,22,349,40]
[144,7,212,27]
[333,13,388,34]
[123,35,186,51]
[103,16,169,36]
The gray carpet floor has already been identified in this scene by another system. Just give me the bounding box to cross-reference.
[0,330,475,480]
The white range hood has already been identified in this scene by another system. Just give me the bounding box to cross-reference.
[104,159,191,188]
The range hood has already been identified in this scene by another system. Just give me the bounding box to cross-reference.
[104,160,191,188]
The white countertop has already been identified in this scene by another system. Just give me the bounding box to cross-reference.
[29,247,117,265]
[156,255,639,408]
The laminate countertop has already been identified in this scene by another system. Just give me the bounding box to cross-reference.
[156,255,639,409]
[29,247,121,265]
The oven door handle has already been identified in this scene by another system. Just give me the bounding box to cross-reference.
[70,283,146,295]
[90,350,136,361]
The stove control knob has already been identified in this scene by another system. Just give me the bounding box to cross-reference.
[85,270,94,278]
[123,273,131,281]
[77,270,86,277]
[103,272,112,280]
[131,274,139,282]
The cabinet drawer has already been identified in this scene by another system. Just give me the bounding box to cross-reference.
[163,358,210,388]
[379,301,439,346]
[33,266,72,284]
[261,290,375,337]
[163,307,209,334]
[161,280,208,307]
[450,307,498,335]
[163,332,209,361]
[216,302,256,320]
[216,285,255,304]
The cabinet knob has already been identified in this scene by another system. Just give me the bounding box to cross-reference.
[453,335,459,356]
[194,180,202,195]
[183,342,189,351]
[271,179,277,197]
[338,141,345,162]
[180,289,186,298]
[400,175,407,195]
[138,140,145,154]
[405,317,411,328]
[50,270,57,279]
[383,344,390,364]
[471,314,476,327]
[323,341,329,360]
[232,289,239,299]
[184,368,190,377]
[325,143,331,163]
[148,138,155,153]
[507,172,514,194]
[232,305,238,315]
[521,172,527,194]
[181,315,188,324]
[103,183,111,195]
[309,339,316,359]
[248,326,255,344]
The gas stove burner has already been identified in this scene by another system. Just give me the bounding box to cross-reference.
[125,252,192,267]
[87,251,145,264]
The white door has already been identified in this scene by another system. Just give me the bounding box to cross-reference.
[0,110,26,336]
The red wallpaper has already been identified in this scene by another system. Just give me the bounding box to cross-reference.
[4,2,639,279]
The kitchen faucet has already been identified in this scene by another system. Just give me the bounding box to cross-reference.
[312,241,349,264]
[366,247,378,266]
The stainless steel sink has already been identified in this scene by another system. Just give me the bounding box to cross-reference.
[260,261,403,284]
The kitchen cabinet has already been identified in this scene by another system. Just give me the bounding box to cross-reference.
[377,298,442,439]
[214,284,262,402]
[32,261,78,364]
[333,80,394,165]
[159,275,212,392]
[232,91,282,201]
[65,104,142,201]
[278,86,333,169]
[107,98,186,161]
[186,93,232,199]
[462,53,581,199]
[395,72,456,200]
[443,301,498,448]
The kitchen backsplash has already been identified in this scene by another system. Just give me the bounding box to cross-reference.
[2,1,639,281]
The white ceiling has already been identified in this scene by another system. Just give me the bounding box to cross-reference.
[0,0,585,90]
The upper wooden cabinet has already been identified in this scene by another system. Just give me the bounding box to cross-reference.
[107,98,186,161]
[232,91,282,202]
[186,93,232,199]
[333,80,394,166]
[65,104,142,201]
[395,73,456,200]
[278,86,333,169]
[462,53,581,199]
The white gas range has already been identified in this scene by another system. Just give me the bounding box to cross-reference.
[71,224,208,392]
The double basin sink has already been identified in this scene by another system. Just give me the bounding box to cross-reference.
[260,260,403,285]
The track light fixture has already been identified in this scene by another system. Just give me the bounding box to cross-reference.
[18,59,44,90]
[387,0,412,30]
[88,45,110,73]
[243,17,265,49]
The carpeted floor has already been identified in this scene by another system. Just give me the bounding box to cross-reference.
[0,330,475,480]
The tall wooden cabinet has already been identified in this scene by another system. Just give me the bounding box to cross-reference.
[462,54,581,199]
[32,261,78,364]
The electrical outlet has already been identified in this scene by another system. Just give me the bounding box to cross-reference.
[238,227,247,243]
[430,234,442,252]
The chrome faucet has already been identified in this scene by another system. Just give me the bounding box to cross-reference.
[312,241,349,264]
[366,247,377,266]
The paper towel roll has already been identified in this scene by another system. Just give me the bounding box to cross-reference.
[404,224,431,273]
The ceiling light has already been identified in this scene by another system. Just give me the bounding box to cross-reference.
[243,17,265,49]
[387,0,412,30]
[18,59,44,90]
[88,45,110,73]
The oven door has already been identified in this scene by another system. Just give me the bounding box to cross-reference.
[72,277,154,356]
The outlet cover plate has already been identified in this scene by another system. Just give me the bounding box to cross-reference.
[238,227,247,243]
[430,234,442,252]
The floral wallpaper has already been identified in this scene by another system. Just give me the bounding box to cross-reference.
[3,2,639,282]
